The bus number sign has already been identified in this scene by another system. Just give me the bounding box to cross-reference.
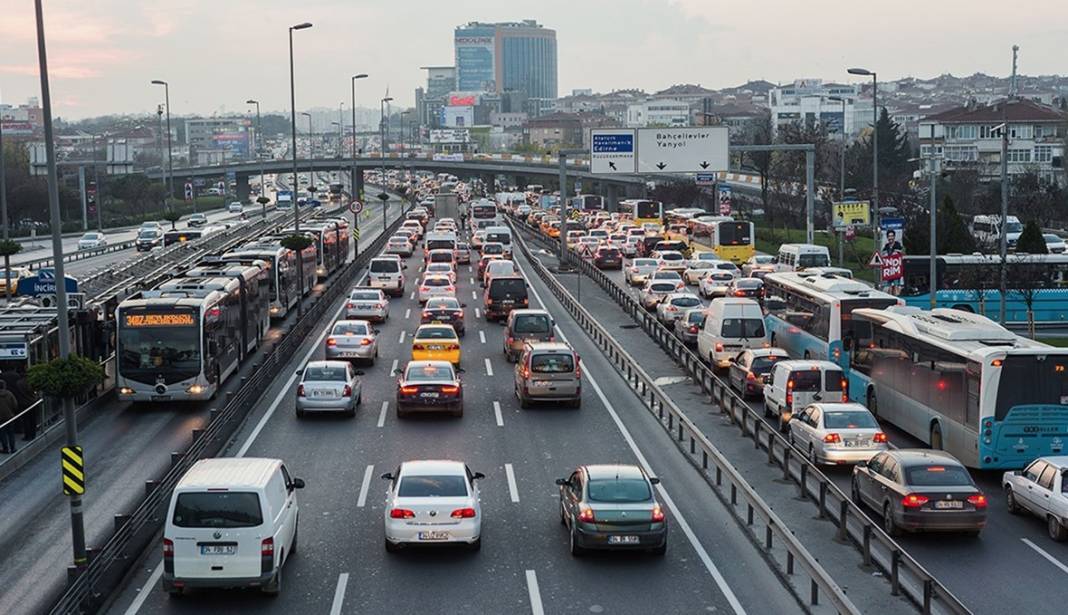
[124,313,196,327]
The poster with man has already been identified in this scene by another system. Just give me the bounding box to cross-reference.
[717,185,732,216]
[878,218,905,289]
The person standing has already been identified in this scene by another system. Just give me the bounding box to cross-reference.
[0,380,19,454]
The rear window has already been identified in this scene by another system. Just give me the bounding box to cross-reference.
[303,366,347,381]
[333,322,369,335]
[490,278,527,297]
[426,298,460,310]
[513,314,551,333]
[587,478,651,503]
[530,353,575,373]
[429,252,453,262]
[634,259,657,267]
[750,356,781,374]
[173,492,263,528]
[397,475,468,497]
[426,240,455,251]
[904,464,973,487]
[650,283,677,292]
[351,291,381,301]
[598,248,621,257]
[825,370,845,391]
[487,233,511,245]
[789,369,821,392]
[370,260,399,273]
[405,364,455,381]
[483,244,504,254]
[671,296,701,308]
[416,327,457,340]
[823,411,877,429]
[721,318,765,339]
[424,277,450,287]
[660,253,683,261]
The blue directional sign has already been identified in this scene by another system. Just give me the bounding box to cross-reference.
[590,129,637,174]
[17,268,78,297]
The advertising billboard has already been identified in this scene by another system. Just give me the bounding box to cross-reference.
[832,201,871,229]
[819,111,844,134]
[455,26,496,92]
[442,106,475,128]
[877,218,905,285]
[212,130,251,157]
[430,129,470,144]
[449,95,478,106]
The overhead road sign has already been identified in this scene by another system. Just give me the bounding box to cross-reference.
[636,127,729,174]
[695,173,716,186]
[17,268,78,297]
[590,129,637,174]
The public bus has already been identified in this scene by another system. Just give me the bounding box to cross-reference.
[471,201,500,229]
[692,219,755,264]
[219,246,301,319]
[254,235,318,296]
[288,221,343,280]
[623,199,663,227]
[571,194,605,211]
[178,263,271,351]
[840,305,1068,469]
[763,271,901,361]
[901,254,1068,324]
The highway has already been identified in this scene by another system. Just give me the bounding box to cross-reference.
[522,222,1068,615]
[0,203,386,615]
[103,204,805,615]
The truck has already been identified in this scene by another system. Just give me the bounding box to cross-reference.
[434,190,459,219]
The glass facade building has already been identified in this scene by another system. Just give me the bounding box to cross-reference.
[454,21,557,100]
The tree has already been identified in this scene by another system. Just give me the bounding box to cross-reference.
[1012,170,1063,227]
[1015,220,1048,254]
[162,208,182,230]
[28,355,105,400]
[767,120,835,227]
[740,110,773,220]
[0,239,22,300]
[903,195,976,255]
[1007,254,1049,338]
[280,233,313,253]
[845,109,914,209]
[650,180,701,209]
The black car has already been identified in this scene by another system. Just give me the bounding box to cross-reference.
[395,361,464,417]
[728,277,764,299]
[135,230,163,252]
[593,246,623,270]
[421,297,466,336]
[556,464,667,556]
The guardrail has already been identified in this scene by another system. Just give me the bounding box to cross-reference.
[511,219,971,615]
[47,201,408,615]
[509,220,860,615]
[19,240,139,271]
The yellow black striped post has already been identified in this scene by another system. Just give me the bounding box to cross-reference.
[61,445,85,495]
[353,226,361,240]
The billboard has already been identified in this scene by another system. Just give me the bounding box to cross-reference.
[211,129,251,157]
[455,26,496,91]
[832,201,871,229]
[430,129,470,144]
[441,106,474,128]
[877,218,905,285]
[449,95,478,106]
[717,185,732,215]
[0,121,35,136]
[819,111,844,134]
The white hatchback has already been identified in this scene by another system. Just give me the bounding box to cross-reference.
[382,460,484,551]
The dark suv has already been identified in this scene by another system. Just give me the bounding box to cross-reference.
[484,275,529,321]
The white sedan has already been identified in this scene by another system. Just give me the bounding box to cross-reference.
[699,271,736,299]
[78,232,107,250]
[682,261,716,285]
[1004,456,1068,541]
[382,459,484,551]
[386,236,414,256]
[418,274,456,303]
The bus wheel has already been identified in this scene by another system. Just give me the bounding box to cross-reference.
[930,423,944,450]
[952,304,974,313]
[867,389,878,418]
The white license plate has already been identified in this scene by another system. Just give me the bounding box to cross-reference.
[418,531,450,541]
[311,390,336,398]
[200,544,235,555]
[358,304,374,310]
[608,535,640,545]
[934,500,963,509]
[421,392,440,398]
[427,345,444,350]
[150,395,171,401]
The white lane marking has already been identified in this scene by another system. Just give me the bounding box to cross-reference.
[329,573,350,615]
[494,401,504,427]
[504,463,520,503]
[398,331,406,344]
[522,255,748,615]
[404,308,411,319]
[472,290,478,299]
[377,401,389,428]
[474,308,481,318]
[410,291,416,300]
[356,464,375,508]
[390,359,399,374]
[1023,538,1068,575]
[479,330,486,344]
[470,277,475,284]
[485,358,494,377]
[121,565,164,615]
[525,570,545,615]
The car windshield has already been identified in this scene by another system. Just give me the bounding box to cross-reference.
[138,231,158,239]
[173,492,263,528]
[514,314,551,333]
[736,279,762,289]
[303,365,347,381]
[426,298,460,310]
[530,353,574,373]
[405,364,455,381]
[660,253,682,261]
[1045,234,1062,242]
[351,291,381,301]
[483,244,503,254]
[750,356,780,374]
[587,478,651,503]
[82,233,99,240]
[904,464,973,487]
[721,318,765,338]
[398,475,468,497]
[650,283,677,292]
[416,327,457,340]
[823,411,878,429]
[635,259,657,267]
[798,253,831,268]
[332,322,369,336]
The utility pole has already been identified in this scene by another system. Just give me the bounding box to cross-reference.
[351,74,367,258]
[288,21,312,312]
[927,153,940,310]
[0,103,10,300]
[380,96,393,224]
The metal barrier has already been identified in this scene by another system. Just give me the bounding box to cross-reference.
[47,202,407,615]
[510,219,971,615]
[510,222,860,615]
[20,240,138,271]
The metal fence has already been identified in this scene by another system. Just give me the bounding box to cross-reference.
[511,219,971,615]
[47,204,406,615]
[509,221,860,615]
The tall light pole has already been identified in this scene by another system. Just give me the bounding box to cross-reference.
[848,68,880,272]
[332,121,342,160]
[350,74,368,259]
[338,102,345,158]
[380,96,393,224]
[301,111,313,193]
[288,21,312,313]
[0,95,9,300]
[36,0,86,569]
[150,80,173,208]
[246,99,267,218]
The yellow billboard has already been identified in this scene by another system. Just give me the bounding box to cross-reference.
[832,201,871,229]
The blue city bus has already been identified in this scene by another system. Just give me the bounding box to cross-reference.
[901,254,1068,324]
[836,306,1068,469]
[762,271,900,362]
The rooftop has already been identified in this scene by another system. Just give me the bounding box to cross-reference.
[923,98,1067,124]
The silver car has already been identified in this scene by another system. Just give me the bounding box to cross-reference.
[345,288,389,322]
[789,403,888,465]
[682,261,716,285]
[673,308,706,346]
[514,342,582,408]
[386,236,413,256]
[699,271,735,299]
[324,320,379,364]
[295,360,362,417]
[625,258,659,286]
[656,292,702,325]
[639,280,682,310]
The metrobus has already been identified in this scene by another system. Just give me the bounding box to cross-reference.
[623,199,663,227]
[691,219,755,264]
[471,201,500,229]
[763,271,901,361]
[901,254,1068,324]
[571,194,605,211]
[255,235,318,296]
[219,246,301,319]
[287,221,343,280]
[178,263,271,350]
[840,306,1068,469]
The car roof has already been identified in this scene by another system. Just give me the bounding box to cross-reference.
[749,347,788,357]
[406,359,454,371]
[775,360,841,370]
[1033,456,1068,468]
[399,459,467,476]
[510,308,549,317]
[889,449,963,466]
[807,402,870,413]
[415,324,457,335]
[583,464,645,481]
[177,457,282,490]
[304,360,350,370]
[525,341,572,353]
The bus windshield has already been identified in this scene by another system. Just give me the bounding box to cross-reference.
[472,205,497,219]
[995,356,1068,420]
[635,201,660,219]
[717,222,751,246]
[118,310,201,384]
[798,253,831,268]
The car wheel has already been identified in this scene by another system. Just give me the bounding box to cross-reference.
[290,525,299,556]
[882,503,901,537]
[385,538,400,553]
[452,405,464,418]
[559,502,567,525]
[1049,516,1068,542]
[569,525,584,557]
[851,479,863,507]
[1006,488,1021,515]
[262,560,281,596]
[570,398,582,409]
[295,407,305,419]
[808,444,817,465]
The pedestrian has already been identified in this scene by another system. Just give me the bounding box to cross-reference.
[0,380,19,454]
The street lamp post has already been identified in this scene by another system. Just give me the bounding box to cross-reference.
[380,96,393,224]
[150,80,173,209]
[350,74,368,258]
[848,68,880,278]
[288,21,312,312]
[1,101,9,299]
[246,99,267,218]
[35,0,86,569]
[338,103,345,158]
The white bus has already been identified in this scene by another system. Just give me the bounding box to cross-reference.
[763,271,901,361]
[219,246,301,319]
[471,201,500,229]
[843,306,1068,469]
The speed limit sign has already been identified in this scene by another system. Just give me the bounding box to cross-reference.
[348,200,364,215]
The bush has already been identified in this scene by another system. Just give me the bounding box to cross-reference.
[27,355,105,398]
[280,233,313,253]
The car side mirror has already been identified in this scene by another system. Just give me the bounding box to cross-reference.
[292,478,306,490]
[373,329,381,335]
[380,472,395,480]
[457,367,466,373]
[472,472,485,480]
[649,477,661,485]
[554,478,569,486]
[295,369,303,376]
[855,460,867,468]
[461,303,467,308]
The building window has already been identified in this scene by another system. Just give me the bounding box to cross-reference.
[1007,148,1032,163]
[1035,145,1053,163]
[944,145,977,162]
[979,125,1003,139]
[1010,125,1033,139]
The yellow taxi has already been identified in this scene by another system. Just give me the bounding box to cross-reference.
[547,221,561,239]
[0,267,31,296]
[411,324,462,366]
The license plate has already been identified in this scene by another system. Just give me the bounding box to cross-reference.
[358,304,373,309]
[428,345,443,350]
[150,395,171,401]
[608,535,640,545]
[934,500,963,509]
[418,531,450,541]
[431,320,444,324]
[311,390,335,398]
[200,544,235,555]
[421,392,440,398]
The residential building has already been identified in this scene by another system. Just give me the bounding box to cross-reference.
[918,98,1067,185]
[0,97,43,137]
[490,112,527,129]
[454,20,557,100]
[651,84,719,105]
[626,99,691,127]
[696,102,767,140]
[768,79,868,137]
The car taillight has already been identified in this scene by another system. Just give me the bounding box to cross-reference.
[360,338,372,346]
[412,343,426,351]
[326,338,337,347]
[420,286,429,293]
[390,508,415,519]
[841,379,849,402]
[577,504,595,522]
[967,494,988,509]
[785,392,793,406]
[162,538,174,558]
[451,507,477,518]
[378,302,388,309]
[715,342,723,352]
[297,384,305,397]
[823,433,841,444]
[746,371,756,381]
[342,385,352,397]
[689,325,698,334]
[441,385,460,395]
[574,355,582,379]
[902,494,929,509]
[261,537,274,557]
[873,432,888,443]
[651,503,665,522]
[400,385,419,395]
[734,290,746,297]
[422,310,432,318]
[347,302,356,309]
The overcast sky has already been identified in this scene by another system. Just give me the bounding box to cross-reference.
[1,0,1064,119]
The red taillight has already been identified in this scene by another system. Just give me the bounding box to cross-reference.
[651,503,665,522]
[441,385,460,395]
[450,507,477,519]
[715,342,723,352]
[261,537,274,557]
[360,338,372,346]
[347,302,356,309]
[420,286,428,293]
[902,494,929,509]
[734,290,746,297]
[689,325,698,333]
[162,538,174,558]
[342,385,353,397]
[786,392,793,406]
[297,384,305,397]
[746,372,756,381]
[967,494,988,509]
[506,336,514,344]
[422,310,432,318]
[378,302,388,309]
[873,432,888,443]
[577,504,595,522]
[412,343,426,351]
[823,433,841,444]
[400,385,419,395]
[390,508,415,519]
[574,354,582,379]
[326,338,337,347]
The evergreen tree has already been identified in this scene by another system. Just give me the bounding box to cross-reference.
[938,196,976,254]
[1015,220,1048,254]
[845,109,913,204]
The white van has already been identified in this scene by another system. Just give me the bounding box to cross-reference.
[775,244,831,272]
[162,458,305,596]
[368,257,405,297]
[762,360,847,431]
[484,226,513,257]
[425,231,458,253]
[696,297,769,368]
[971,214,1022,249]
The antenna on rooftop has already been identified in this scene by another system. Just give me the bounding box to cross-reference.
[1009,45,1019,98]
